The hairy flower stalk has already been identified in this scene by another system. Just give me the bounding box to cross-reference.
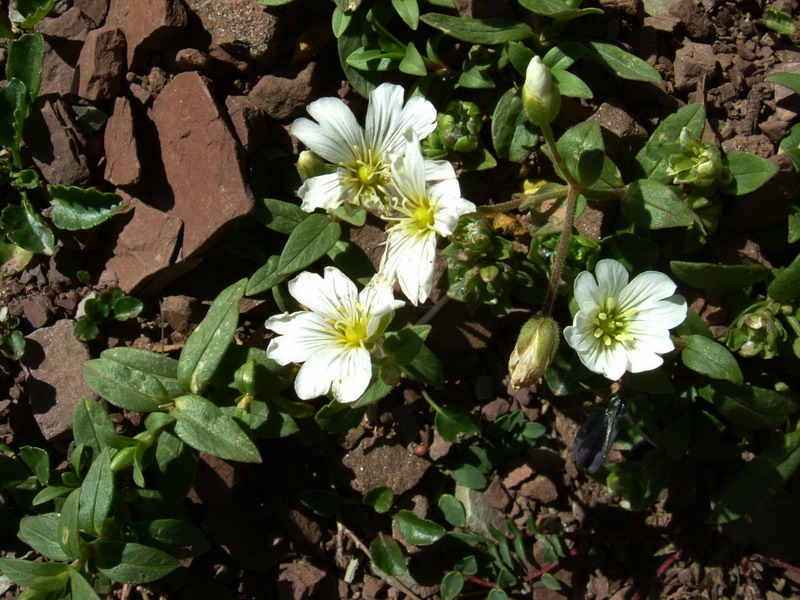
[265,268,404,403]
[291,83,437,214]
[564,259,687,381]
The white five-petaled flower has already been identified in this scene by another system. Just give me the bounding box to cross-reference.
[292,83,437,214]
[264,268,404,403]
[379,137,476,305]
[564,259,687,381]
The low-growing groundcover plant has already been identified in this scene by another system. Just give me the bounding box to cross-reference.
[2,0,800,598]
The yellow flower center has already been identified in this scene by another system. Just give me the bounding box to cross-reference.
[341,146,390,205]
[412,204,435,230]
[591,297,636,347]
[326,303,371,350]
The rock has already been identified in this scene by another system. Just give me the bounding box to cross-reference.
[74,0,109,26]
[106,0,187,72]
[189,452,252,504]
[184,0,283,66]
[276,559,335,600]
[103,193,190,295]
[587,100,649,167]
[721,134,774,158]
[599,0,642,16]
[642,0,680,16]
[759,119,791,144]
[668,0,714,40]
[342,439,430,495]
[21,295,54,328]
[272,503,322,547]
[673,41,718,92]
[454,484,507,537]
[75,26,126,101]
[453,0,515,18]
[150,72,256,257]
[248,62,318,121]
[25,98,92,187]
[480,398,509,422]
[35,7,93,41]
[23,320,95,441]
[428,428,453,461]
[104,97,141,187]
[174,47,232,79]
[160,295,203,335]
[39,41,79,97]
[484,476,513,512]
[518,475,559,505]
[36,8,94,97]
[225,95,268,154]
[503,457,534,489]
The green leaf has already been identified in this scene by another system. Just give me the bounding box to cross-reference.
[369,533,406,576]
[600,232,658,273]
[7,33,45,102]
[154,430,198,504]
[245,399,299,439]
[551,68,593,99]
[582,40,661,83]
[247,256,288,295]
[670,261,770,290]
[346,47,399,71]
[299,489,348,516]
[14,0,57,28]
[32,485,73,506]
[0,239,33,274]
[518,0,602,19]
[622,180,694,229]
[177,278,246,395]
[759,7,796,36]
[48,185,123,230]
[132,519,210,556]
[0,559,68,592]
[541,572,562,591]
[554,121,604,185]
[78,449,114,536]
[399,42,426,76]
[68,568,102,600]
[73,317,100,341]
[0,454,28,489]
[393,510,445,546]
[314,399,367,433]
[0,330,24,360]
[706,383,799,430]
[457,66,494,89]
[402,341,443,387]
[112,296,143,320]
[257,197,306,234]
[19,514,71,561]
[440,571,464,600]
[767,71,800,95]
[0,79,26,148]
[491,87,539,161]
[363,486,393,513]
[351,372,394,407]
[19,445,49,485]
[634,103,705,181]
[93,541,179,584]
[433,404,480,443]
[172,395,261,463]
[719,152,778,196]
[58,488,81,559]
[83,358,170,413]
[277,213,341,277]
[768,252,800,303]
[488,588,509,600]
[437,494,467,527]
[338,22,381,97]
[100,347,181,397]
[779,122,800,172]
[681,335,743,385]
[420,13,534,44]
[1,196,55,255]
[383,326,428,366]
[392,0,419,29]
[709,431,800,523]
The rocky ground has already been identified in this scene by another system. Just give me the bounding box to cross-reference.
[2,0,800,598]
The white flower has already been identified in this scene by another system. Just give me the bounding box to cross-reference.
[265,268,404,403]
[379,138,475,305]
[564,259,687,381]
[292,83,437,214]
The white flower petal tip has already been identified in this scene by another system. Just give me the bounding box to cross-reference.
[265,267,403,403]
[292,83,437,213]
[564,259,687,381]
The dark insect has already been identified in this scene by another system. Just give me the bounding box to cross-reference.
[573,394,626,473]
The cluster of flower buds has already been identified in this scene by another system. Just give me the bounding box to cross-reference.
[726,300,792,359]
[422,100,484,159]
[667,128,732,189]
[444,214,533,314]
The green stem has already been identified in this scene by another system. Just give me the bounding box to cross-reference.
[542,184,579,317]
[478,187,568,214]
[540,121,580,190]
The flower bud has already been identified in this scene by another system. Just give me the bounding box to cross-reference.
[521,57,561,127]
[296,150,331,181]
[508,315,560,389]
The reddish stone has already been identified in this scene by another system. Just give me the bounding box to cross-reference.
[106,0,187,72]
[26,98,92,187]
[248,61,317,121]
[73,0,109,26]
[35,8,94,97]
[104,97,141,186]
[225,95,267,153]
[75,27,126,101]
[150,72,255,257]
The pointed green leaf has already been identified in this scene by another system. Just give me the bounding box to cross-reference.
[19,514,71,561]
[177,279,246,395]
[719,152,778,196]
[433,404,480,443]
[391,0,419,29]
[681,335,743,385]
[7,33,44,101]
[19,445,49,485]
[172,395,261,463]
[0,559,68,592]
[315,399,367,433]
[14,0,57,28]
[131,519,210,556]
[768,252,800,303]
[622,179,694,229]
[420,13,534,44]
[519,0,602,18]
[93,541,179,584]
[369,533,406,576]
[78,448,114,536]
[634,103,705,181]
[706,383,799,430]
[491,87,538,161]
[363,487,394,513]
[247,256,288,295]
[83,358,170,412]
[68,568,102,600]
[393,510,445,546]
[670,261,769,290]
[1,196,55,255]
[277,213,341,277]
[48,185,123,230]
[399,42,426,76]
[767,71,800,95]
[0,454,28,489]
[582,40,661,82]
[58,488,81,559]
